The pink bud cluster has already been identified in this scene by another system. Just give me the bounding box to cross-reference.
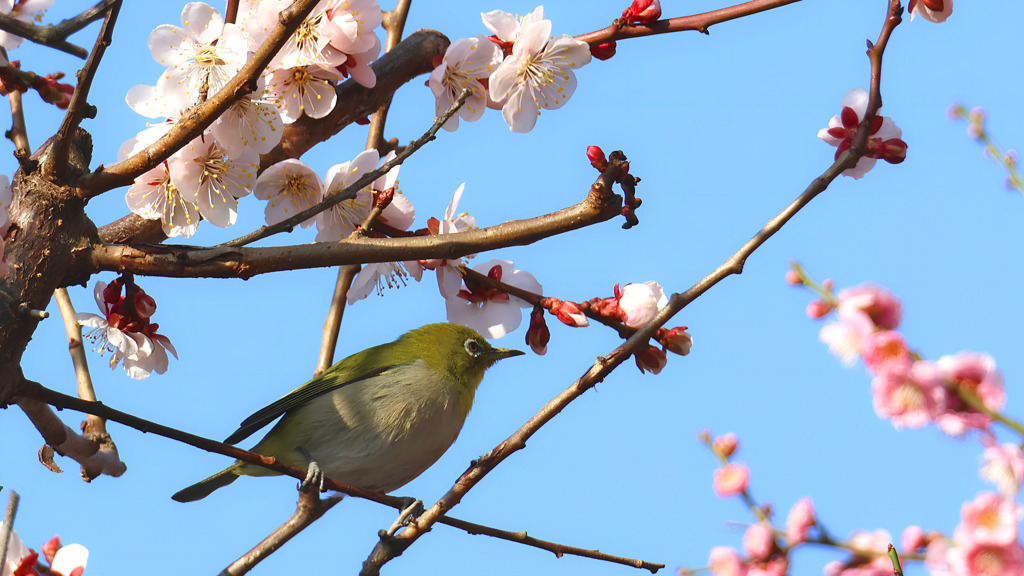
[824,106,907,166]
[703,431,817,576]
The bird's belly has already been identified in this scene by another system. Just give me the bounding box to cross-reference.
[274,372,469,493]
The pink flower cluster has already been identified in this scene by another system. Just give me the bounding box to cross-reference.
[806,280,1006,436]
[921,492,1024,576]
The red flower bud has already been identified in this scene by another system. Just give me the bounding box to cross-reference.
[590,41,617,61]
[525,307,550,355]
[621,0,662,24]
[634,346,667,374]
[587,145,608,171]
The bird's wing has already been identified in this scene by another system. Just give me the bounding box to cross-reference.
[222,364,397,445]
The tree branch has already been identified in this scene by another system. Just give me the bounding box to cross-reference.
[88,159,626,278]
[575,0,801,45]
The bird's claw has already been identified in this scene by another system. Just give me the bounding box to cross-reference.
[297,447,325,493]
[380,497,423,538]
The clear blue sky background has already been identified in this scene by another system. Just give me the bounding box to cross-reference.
[3,2,1022,575]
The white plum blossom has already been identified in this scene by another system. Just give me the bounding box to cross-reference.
[125,161,201,238]
[328,0,383,55]
[50,543,90,576]
[488,18,592,133]
[0,0,54,52]
[255,158,324,227]
[274,0,347,69]
[421,183,478,299]
[148,2,248,103]
[167,140,258,227]
[618,281,668,328]
[266,64,342,123]
[481,5,546,44]
[349,261,423,305]
[335,33,380,88]
[316,150,413,242]
[429,36,504,131]
[75,281,141,368]
[211,82,284,155]
[817,87,905,179]
[446,259,542,339]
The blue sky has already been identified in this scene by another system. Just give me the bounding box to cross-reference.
[3,1,1023,575]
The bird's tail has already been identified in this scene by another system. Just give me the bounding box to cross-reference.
[172,467,239,502]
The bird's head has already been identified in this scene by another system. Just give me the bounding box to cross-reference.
[405,323,524,412]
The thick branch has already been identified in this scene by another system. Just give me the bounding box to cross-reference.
[16,397,126,479]
[89,163,625,278]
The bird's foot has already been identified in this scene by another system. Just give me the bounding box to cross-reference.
[379,497,423,538]
[296,447,325,494]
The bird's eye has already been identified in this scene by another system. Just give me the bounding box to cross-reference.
[464,339,482,357]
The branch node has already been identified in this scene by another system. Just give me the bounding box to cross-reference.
[17,302,50,319]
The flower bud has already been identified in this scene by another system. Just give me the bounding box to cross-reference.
[554,300,589,327]
[634,346,666,374]
[806,299,832,319]
[587,146,608,171]
[525,307,550,355]
[589,41,617,61]
[785,269,803,285]
[712,432,738,458]
[713,462,750,497]
[621,0,662,24]
[660,326,692,356]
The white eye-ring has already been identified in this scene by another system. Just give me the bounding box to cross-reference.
[464,339,482,357]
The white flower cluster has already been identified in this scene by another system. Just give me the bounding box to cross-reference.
[429,6,593,133]
[122,0,384,237]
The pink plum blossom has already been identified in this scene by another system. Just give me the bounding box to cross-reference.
[980,436,1024,495]
[947,541,1024,576]
[902,525,927,551]
[743,523,775,562]
[818,88,907,179]
[860,330,911,376]
[124,161,200,238]
[211,82,284,155]
[820,284,902,367]
[488,17,592,133]
[327,0,382,55]
[446,259,542,339]
[786,498,816,546]
[909,0,952,23]
[713,462,750,497]
[871,360,946,428]
[315,149,412,242]
[481,6,546,46]
[935,352,1005,436]
[955,492,1021,546]
[428,36,504,131]
[708,546,749,576]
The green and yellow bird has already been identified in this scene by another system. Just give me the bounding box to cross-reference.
[172,323,523,502]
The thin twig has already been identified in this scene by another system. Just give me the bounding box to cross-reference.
[0,13,85,58]
[53,288,122,479]
[0,491,19,573]
[575,0,800,45]
[46,0,120,181]
[220,89,472,248]
[221,492,345,576]
[6,90,29,155]
[24,380,658,570]
[315,264,360,375]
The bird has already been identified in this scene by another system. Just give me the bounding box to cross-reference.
[172,323,524,502]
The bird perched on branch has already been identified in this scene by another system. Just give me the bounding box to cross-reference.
[172,323,523,502]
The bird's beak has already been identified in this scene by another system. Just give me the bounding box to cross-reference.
[488,347,525,361]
